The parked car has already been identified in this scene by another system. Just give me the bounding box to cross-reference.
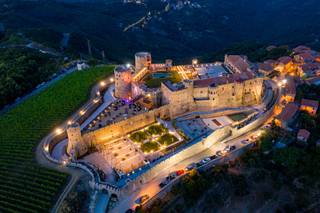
[201,157,211,164]
[135,194,150,205]
[186,163,196,171]
[167,172,177,181]
[176,169,185,176]
[224,145,231,151]
[210,155,217,160]
[159,179,169,188]
[216,150,223,156]
[229,145,236,151]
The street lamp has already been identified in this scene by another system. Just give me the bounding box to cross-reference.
[55,128,63,135]
[44,144,49,152]
[126,63,131,68]
[282,79,287,85]
[100,81,106,87]
[110,77,114,82]
[192,58,198,66]
[79,110,85,116]
[67,120,72,125]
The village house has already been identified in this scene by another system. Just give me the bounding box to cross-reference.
[224,55,252,73]
[275,102,299,130]
[258,62,274,76]
[293,45,312,55]
[300,99,319,116]
[297,129,310,143]
[275,56,294,74]
[283,76,296,103]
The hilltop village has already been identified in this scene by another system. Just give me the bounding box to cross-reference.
[42,45,320,212]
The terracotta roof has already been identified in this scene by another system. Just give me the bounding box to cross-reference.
[293,45,311,54]
[193,71,254,88]
[276,102,299,122]
[301,99,319,109]
[264,59,276,65]
[258,63,274,72]
[278,56,292,65]
[226,55,250,72]
[296,52,315,62]
[297,129,310,140]
[301,63,320,72]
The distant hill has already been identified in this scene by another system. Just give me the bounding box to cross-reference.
[0,0,320,63]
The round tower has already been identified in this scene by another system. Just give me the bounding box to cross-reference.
[66,122,87,159]
[114,65,133,100]
[135,52,151,72]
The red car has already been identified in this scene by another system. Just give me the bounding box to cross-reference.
[176,169,185,176]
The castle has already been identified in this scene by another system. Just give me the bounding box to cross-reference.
[114,52,264,118]
[66,52,264,161]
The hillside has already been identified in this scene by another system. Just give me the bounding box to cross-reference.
[0,0,319,62]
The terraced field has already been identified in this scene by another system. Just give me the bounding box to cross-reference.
[0,65,114,212]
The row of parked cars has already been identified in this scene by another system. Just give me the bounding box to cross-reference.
[158,144,238,189]
[185,144,237,171]
[159,169,185,188]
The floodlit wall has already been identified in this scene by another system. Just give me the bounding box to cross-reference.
[83,105,170,145]
[162,78,264,117]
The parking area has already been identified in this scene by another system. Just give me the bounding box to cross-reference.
[85,99,147,131]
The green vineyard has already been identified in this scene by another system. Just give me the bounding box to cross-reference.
[0,65,114,212]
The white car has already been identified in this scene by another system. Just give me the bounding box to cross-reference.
[201,157,211,164]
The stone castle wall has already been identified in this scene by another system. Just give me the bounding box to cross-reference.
[83,105,170,145]
[162,78,264,117]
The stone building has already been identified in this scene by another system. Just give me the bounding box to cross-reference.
[161,73,264,118]
[66,123,88,158]
[135,52,151,71]
[114,65,133,100]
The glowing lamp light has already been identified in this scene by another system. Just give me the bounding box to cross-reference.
[55,128,63,135]
[147,93,151,98]
[79,110,85,116]
[110,77,114,82]
[100,81,106,87]
[44,145,49,152]
[282,79,287,84]
[192,58,198,65]
[67,120,72,125]
[277,82,282,87]
[126,63,131,68]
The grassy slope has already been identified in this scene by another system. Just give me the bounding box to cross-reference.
[0,65,114,212]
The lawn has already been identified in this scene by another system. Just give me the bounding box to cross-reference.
[0,65,114,212]
[158,133,179,146]
[146,124,167,136]
[144,71,182,88]
[141,141,160,153]
[129,131,148,143]
[228,111,253,122]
